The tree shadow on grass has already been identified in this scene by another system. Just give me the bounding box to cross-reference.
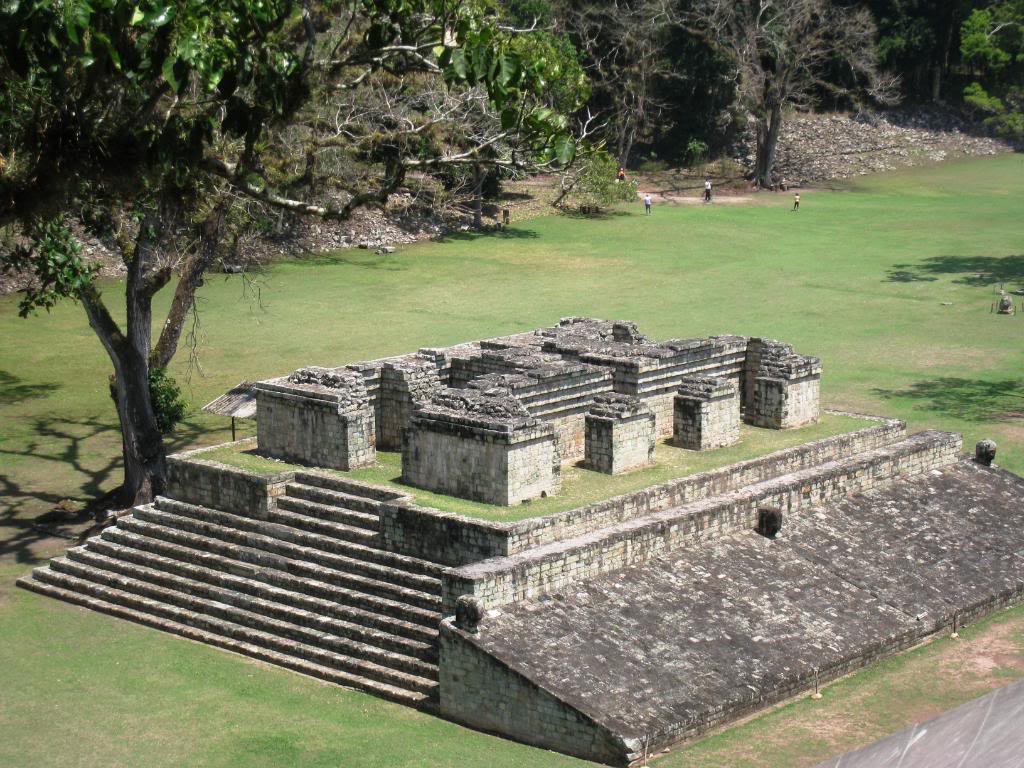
[884,255,1024,287]
[0,414,207,566]
[872,378,1024,423]
[0,370,61,405]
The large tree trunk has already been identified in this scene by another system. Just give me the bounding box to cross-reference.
[111,348,168,506]
[754,103,784,188]
[79,209,183,508]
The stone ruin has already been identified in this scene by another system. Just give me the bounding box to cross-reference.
[250,318,823,504]
[18,317,1024,768]
[401,385,559,506]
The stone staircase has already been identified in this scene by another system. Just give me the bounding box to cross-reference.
[17,472,445,708]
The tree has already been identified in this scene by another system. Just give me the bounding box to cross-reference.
[960,1,1024,140]
[0,0,584,507]
[687,0,899,188]
[867,0,978,101]
[561,0,683,167]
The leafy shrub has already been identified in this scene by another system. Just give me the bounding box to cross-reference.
[149,368,188,435]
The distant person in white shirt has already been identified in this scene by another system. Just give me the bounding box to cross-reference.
[643,193,652,215]
[704,177,712,202]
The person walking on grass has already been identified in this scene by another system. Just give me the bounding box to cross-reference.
[704,177,712,203]
[792,192,800,211]
[643,193,653,215]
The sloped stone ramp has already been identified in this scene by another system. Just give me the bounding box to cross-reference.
[441,461,1024,765]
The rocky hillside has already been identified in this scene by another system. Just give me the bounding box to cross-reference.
[738,107,1011,185]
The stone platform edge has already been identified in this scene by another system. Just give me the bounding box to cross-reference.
[165,415,906,568]
[443,429,962,612]
[439,564,1023,767]
[379,414,906,566]
[166,439,407,517]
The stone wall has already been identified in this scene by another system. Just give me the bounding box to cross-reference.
[166,439,293,517]
[505,415,906,551]
[584,394,655,474]
[378,357,445,449]
[438,622,629,765]
[377,418,906,565]
[443,430,961,612]
[402,387,559,506]
[378,503,512,566]
[673,378,740,450]
[745,338,822,429]
[255,368,376,470]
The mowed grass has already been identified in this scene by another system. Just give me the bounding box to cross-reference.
[201,414,869,521]
[2,154,1024,766]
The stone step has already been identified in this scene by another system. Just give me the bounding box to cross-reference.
[157,498,443,578]
[156,496,379,548]
[292,471,401,503]
[138,504,442,600]
[70,543,438,663]
[18,574,437,707]
[274,496,380,533]
[114,515,442,614]
[100,527,439,637]
[284,482,387,516]
[38,562,438,692]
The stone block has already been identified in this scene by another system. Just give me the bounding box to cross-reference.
[584,394,655,475]
[402,387,558,505]
[254,366,375,470]
[673,377,740,450]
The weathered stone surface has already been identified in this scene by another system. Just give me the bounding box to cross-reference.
[245,320,820,481]
[673,377,740,450]
[446,460,1024,764]
[584,394,656,475]
[976,439,997,466]
[442,430,962,612]
[254,369,375,470]
[401,387,559,506]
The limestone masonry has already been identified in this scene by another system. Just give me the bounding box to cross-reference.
[249,318,823,504]
[17,319,1024,767]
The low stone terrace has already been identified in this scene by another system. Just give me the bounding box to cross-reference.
[199,411,873,523]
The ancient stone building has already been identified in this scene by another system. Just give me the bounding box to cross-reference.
[673,377,741,450]
[584,394,656,474]
[248,318,822,503]
[19,320,1024,768]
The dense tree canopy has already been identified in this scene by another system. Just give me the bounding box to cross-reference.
[0,0,592,505]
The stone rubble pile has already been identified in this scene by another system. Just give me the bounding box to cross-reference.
[738,106,1011,185]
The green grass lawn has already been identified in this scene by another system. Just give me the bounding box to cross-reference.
[200,414,869,521]
[2,155,1024,766]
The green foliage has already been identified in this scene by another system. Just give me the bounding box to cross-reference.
[960,1,1024,142]
[562,152,637,210]
[148,367,188,434]
[0,218,97,318]
[685,138,710,167]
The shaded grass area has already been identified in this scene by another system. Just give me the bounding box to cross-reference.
[201,414,868,522]
[3,155,1024,766]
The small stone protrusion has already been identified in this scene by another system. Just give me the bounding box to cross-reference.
[975,439,997,467]
[454,595,486,634]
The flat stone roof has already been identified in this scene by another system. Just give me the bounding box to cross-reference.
[465,460,1024,744]
[414,386,542,434]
